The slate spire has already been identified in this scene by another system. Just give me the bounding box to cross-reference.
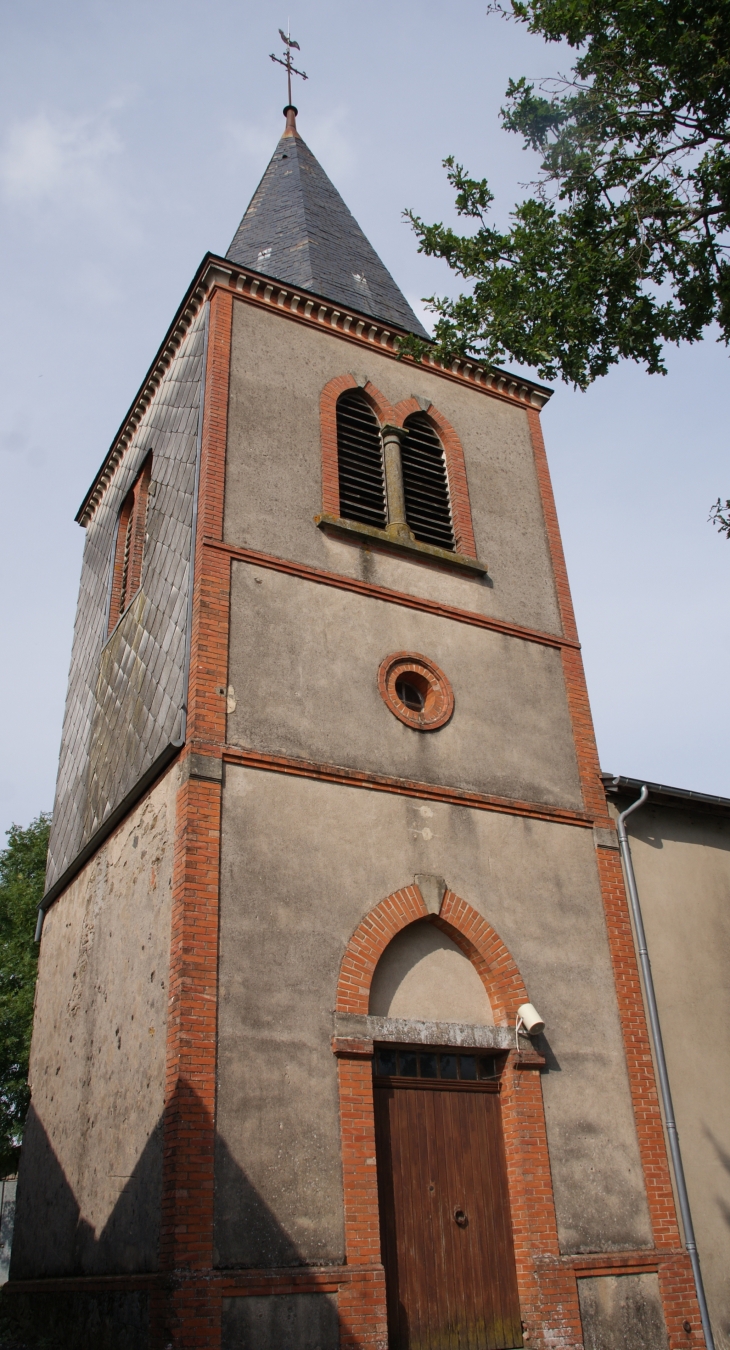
[226,107,428,338]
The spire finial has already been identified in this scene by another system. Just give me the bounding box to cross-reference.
[270,26,307,112]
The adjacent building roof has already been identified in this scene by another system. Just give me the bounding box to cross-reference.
[226,109,429,338]
[602,773,730,816]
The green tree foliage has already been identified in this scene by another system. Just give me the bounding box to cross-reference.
[0,815,49,1175]
[404,0,730,392]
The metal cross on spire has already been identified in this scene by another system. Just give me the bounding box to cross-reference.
[270,25,308,108]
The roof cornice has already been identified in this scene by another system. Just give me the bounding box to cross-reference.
[77,253,553,527]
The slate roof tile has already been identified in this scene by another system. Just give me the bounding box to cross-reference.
[226,119,428,339]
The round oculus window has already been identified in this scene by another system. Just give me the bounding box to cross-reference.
[378,652,454,731]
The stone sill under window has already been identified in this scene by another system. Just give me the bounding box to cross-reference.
[315,513,488,576]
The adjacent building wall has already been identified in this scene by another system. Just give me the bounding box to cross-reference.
[12,762,177,1279]
[608,791,730,1349]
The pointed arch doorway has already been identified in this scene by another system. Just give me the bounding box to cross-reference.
[369,921,523,1350]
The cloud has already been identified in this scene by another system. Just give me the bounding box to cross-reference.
[0,111,122,209]
[0,425,46,467]
[0,428,30,456]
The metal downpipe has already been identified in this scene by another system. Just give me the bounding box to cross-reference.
[616,784,715,1350]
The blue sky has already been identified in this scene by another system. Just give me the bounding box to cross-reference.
[1,0,728,840]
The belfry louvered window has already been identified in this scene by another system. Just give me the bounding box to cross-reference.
[336,391,387,529]
[107,455,152,635]
[401,414,455,551]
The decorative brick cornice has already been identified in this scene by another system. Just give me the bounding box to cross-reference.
[223,262,550,407]
[76,254,551,528]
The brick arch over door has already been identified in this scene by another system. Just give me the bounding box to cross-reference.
[319,378,477,558]
[335,882,528,1026]
[332,882,583,1347]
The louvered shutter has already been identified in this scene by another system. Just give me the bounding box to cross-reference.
[401,415,455,550]
[336,391,387,529]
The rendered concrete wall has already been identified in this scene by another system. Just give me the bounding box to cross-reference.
[224,298,562,638]
[1,1290,149,1350]
[577,1272,668,1350]
[215,766,652,1268]
[227,562,581,809]
[12,763,177,1279]
[610,798,730,1349]
[368,921,494,1023]
[221,1293,339,1350]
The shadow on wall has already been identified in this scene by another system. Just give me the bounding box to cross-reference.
[620,805,730,853]
[213,1133,342,1349]
[214,1131,306,1269]
[9,1103,163,1280]
[3,1086,345,1350]
[221,1291,340,1350]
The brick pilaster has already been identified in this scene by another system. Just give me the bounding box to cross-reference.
[155,286,234,1349]
[527,407,608,822]
[595,845,706,1345]
[157,774,222,1347]
[595,846,681,1247]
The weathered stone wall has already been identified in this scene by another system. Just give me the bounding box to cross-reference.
[608,795,730,1349]
[1,1289,149,1350]
[12,763,177,1278]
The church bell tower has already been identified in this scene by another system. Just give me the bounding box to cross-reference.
[6,79,706,1350]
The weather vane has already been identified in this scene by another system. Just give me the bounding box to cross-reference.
[270,26,308,107]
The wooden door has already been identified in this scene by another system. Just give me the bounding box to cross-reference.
[374,1049,522,1350]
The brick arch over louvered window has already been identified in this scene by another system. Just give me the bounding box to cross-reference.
[393,398,477,559]
[107,454,152,635]
[320,374,394,520]
[336,390,387,530]
[319,377,477,560]
[400,413,455,551]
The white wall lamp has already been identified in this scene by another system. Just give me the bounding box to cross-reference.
[515,1002,545,1048]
